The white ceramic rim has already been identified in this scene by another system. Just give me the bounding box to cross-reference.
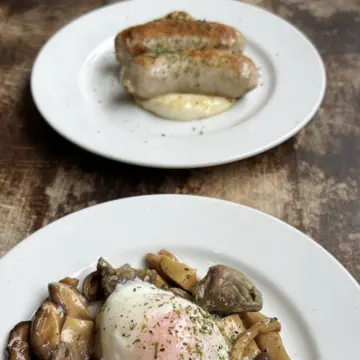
[31,0,326,168]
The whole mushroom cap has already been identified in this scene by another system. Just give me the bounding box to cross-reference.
[192,264,263,314]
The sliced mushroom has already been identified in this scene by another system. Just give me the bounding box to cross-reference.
[97,258,118,297]
[31,300,65,360]
[254,353,272,360]
[7,321,31,360]
[192,265,263,314]
[100,261,137,297]
[216,315,260,358]
[153,274,168,289]
[137,268,158,282]
[145,253,164,274]
[59,278,79,288]
[137,268,169,289]
[168,287,193,301]
[158,250,179,262]
[230,318,280,360]
[48,283,91,320]
[60,316,94,360]
[116,263,137,282]
[96,258,123,297]
[146,253,177,285]
[51,342,73,360]
[160,256,197,292]
[82,271,104,302]
[97,257,116,277]
[241,312,290,360]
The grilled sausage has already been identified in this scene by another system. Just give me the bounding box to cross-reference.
[121,49,258,99]
[115,12,245,64]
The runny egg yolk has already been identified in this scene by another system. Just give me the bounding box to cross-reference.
[99,280,229,360]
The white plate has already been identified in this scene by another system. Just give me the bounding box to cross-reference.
[0,195,359,359]
[31,0,326,168]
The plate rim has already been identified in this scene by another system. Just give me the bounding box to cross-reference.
[30,0,327,169]
[0,194,355,287]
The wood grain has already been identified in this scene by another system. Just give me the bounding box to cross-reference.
[0,0,359,281]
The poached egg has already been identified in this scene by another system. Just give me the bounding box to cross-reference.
[99,280,229,360]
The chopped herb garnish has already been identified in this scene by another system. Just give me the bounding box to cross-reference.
[154,342,159,359]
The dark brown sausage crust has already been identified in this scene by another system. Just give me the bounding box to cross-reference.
[115,11,244,60]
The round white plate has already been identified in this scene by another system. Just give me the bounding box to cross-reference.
[31,0,326,168]
[0,195,359,359]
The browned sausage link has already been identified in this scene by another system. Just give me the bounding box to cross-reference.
[115,13,244,62]
[122,49,258,99]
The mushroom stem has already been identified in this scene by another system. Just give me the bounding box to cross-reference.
[241,312,291,360]
[230,318,280,360]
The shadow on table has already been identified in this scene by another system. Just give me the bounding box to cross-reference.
[19,81,192,186]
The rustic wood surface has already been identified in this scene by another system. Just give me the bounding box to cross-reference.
[0,0,359,281]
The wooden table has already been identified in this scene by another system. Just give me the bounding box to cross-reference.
[0,0,359,281]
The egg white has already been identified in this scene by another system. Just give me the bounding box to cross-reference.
[136,94,235,121]
[99,280,229,360]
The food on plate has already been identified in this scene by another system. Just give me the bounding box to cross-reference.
[241,312,291,360]
[115,11,258,121]
[122,49,258,99]
[192,264,263,314]
[7,321,31,360]
[115,11,244,64]
[158,249,179,261]
[82,271,104,301]
[59,277,79,288]
[48,282,91,320]
[254,353,273,360]
[101,281,229,360]
[136,267,168,288]
[145,252,167,274]
[97,257,137,297]
[160,254,198,291]
[168,287,194,301]
[230,318,280,360]
[6,249,290,360]
[216,314,260,358]
[51,342,73,360]
[31,301,64,360]
[59,316,94,360]
[136,94,235,121]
